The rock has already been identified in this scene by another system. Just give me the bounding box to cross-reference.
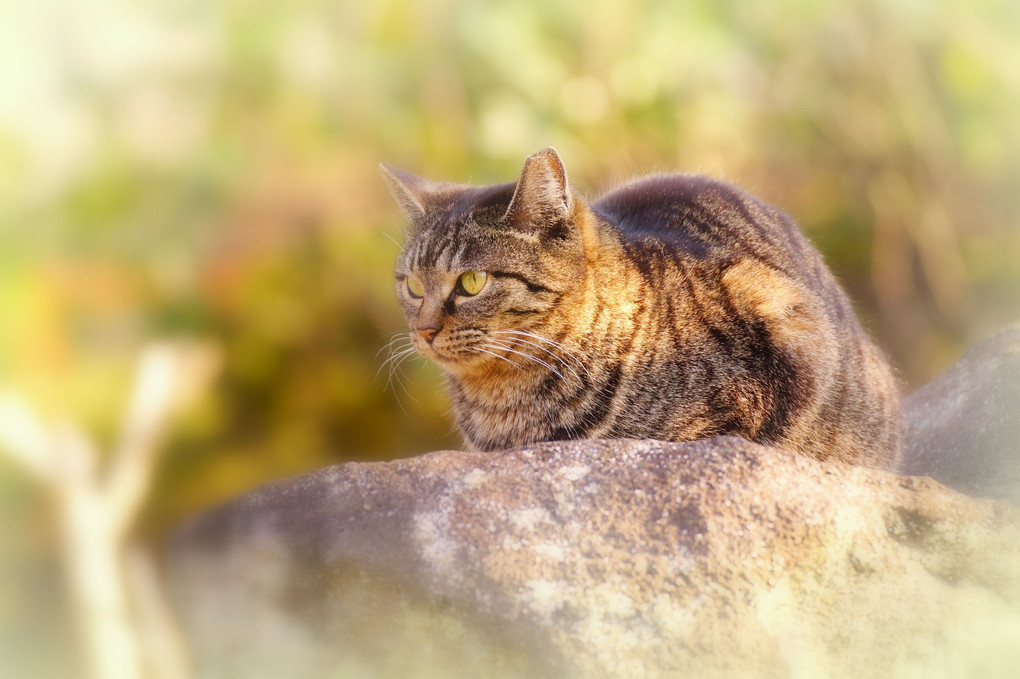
[168,328,1020,678]
[900,323,1020,504]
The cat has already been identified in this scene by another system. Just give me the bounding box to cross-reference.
[382,148,900,468]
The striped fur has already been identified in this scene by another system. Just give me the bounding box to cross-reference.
[383,148,900,468]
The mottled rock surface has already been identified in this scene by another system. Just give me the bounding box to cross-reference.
[168,328,1020,679]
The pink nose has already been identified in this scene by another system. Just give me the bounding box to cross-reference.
[417,327,439,343]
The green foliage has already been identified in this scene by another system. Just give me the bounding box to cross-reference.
[1,0,1018,531]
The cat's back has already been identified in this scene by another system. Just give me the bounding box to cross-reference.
[590,171,899,468]
[593,173,809,269]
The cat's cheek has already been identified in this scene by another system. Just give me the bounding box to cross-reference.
[399,298,423,325]
[455,290,504,318]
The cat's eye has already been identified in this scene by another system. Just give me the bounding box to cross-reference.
[457,271,488,296]
[406,277,425,299]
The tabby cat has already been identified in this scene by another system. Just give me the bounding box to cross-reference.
[383,148,900,468]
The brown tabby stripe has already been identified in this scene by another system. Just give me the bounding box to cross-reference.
[490,271,560,295]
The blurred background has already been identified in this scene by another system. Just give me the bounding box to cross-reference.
[1,0,1018,676]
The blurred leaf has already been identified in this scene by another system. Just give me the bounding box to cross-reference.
[0,0,1016,537]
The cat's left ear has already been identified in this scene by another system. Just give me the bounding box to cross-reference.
[379,163,437,222]
[504,147,572,227]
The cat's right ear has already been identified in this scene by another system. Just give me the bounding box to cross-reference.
[504,147,572,228]
[379,163,436,222]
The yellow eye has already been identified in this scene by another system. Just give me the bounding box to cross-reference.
[458,271,488,296]
[406,277,425,298]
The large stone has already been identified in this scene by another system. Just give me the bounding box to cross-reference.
[168,328,1020,678]
[900,323,1020,504]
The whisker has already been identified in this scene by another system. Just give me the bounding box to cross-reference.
[390,356,419,404]
[381,231,403,252]
[389,351,426,410]
[472,346,524,373]
[376,347,419,414]
[487,332,583,382]
[379,341,420,401]
[385,349,419,383]
[379,342,416,368]
[375,332,412,359]
[489,330,591,378]
[489,328,581,360]
[481,341,564,380]
[376,345,418,382]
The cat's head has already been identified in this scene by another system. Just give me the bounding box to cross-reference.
[382,148,593,374]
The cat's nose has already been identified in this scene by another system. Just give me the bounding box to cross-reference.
[417,325,441,343]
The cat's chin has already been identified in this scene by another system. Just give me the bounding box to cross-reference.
[420,343,497,376]
[415,343,472,371]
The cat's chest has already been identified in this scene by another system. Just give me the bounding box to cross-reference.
[452,375,562,416]
[451,376,573,447]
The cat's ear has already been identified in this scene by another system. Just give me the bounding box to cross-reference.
[504,147,572,227]
[379,163,437,221]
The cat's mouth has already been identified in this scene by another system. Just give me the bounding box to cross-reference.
[415,334,510,373]
[413,336,475,369]
[421,330,580,381]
